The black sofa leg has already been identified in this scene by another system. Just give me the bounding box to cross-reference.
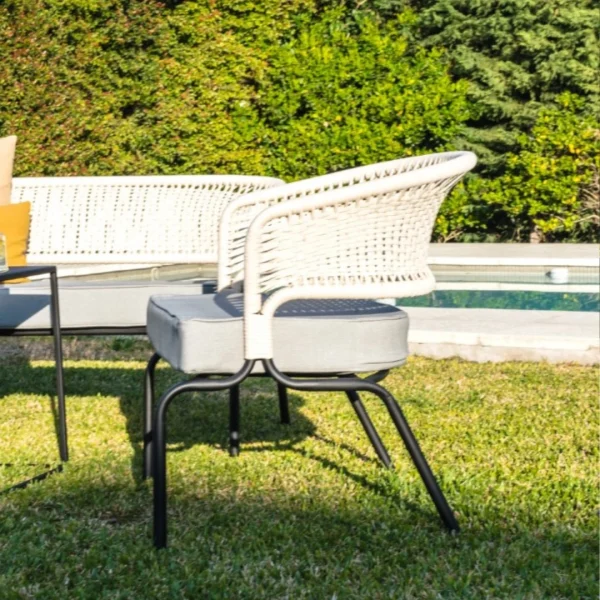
[143,353,161,479]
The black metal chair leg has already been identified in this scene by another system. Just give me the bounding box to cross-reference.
[277,383,290,424]
[143,353,161,480]
[262,359,459,533]
[372,385,459,532]
[345,390,392,468]
[153,360,255,549]
[229,385,240,457]
[153,382,185,549]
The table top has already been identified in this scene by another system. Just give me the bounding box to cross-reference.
[47,263,215,284]
[0,265,56,282]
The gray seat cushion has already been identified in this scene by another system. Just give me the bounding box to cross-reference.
[147,291,409,374]
[0,280,206,331]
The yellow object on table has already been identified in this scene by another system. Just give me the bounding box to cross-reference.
[0,201,31,281]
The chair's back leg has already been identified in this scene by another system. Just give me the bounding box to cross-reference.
[277,383,290,424]
[372,385,459,532]
[345,390,392,468]
[262,359,459,533]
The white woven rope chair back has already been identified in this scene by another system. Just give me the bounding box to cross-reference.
[218,151,477,359]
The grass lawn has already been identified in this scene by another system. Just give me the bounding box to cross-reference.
[0,346,597,599]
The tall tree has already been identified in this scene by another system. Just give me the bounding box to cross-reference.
[398,0,599,175]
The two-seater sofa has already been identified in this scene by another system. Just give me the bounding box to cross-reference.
[1,175,283,335]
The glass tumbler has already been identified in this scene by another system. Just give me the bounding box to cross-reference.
[0,233,8,272]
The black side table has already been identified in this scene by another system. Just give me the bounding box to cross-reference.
[0,265,68,492]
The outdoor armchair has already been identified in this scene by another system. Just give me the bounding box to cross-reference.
[143,151,477,548]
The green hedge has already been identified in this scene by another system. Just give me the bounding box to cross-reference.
[0,3,465,180]
[0,1,263,175]
[0,0,314,176]
[0,0,598,242]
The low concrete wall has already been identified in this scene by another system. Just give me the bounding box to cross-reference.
[428,242,599,266]
[404,307,599,365]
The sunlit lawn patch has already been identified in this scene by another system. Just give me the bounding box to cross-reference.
[0,356,596,599]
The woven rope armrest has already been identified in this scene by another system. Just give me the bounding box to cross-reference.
[240,151,477,359]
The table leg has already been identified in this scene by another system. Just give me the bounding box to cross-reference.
[50,270,68,462]
[1,267,69,494]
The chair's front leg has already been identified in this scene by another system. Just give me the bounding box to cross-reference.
[153,382,186,549]
[143,353,161,480]
[153,360,255,549]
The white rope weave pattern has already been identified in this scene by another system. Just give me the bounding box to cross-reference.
[227,151,477,359]
[11,175,283,264]
[219,152,465,289]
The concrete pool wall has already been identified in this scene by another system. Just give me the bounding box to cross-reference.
[29,243,600,365]
[404,243,599,364]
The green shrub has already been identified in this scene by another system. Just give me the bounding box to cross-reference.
[342,0,600,242]
[433,178,489,242]
[255,12,470,180]
[436,94,600,242]
[482,94,598,242]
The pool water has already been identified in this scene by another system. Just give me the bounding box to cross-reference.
[61,262,599,313]
[397,290,600,312]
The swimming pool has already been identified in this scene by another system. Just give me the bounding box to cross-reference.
[57,251,600,313]
[397,290,600,312]
[404,258,600,311]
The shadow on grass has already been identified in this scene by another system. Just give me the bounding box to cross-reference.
[0,360,322,478]
[0,361,597,597]
[0,476,596,599]
[0,360,433,521]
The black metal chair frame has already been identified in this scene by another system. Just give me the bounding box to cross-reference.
[143,353,459,549]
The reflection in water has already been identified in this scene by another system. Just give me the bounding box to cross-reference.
[397,290,600,312]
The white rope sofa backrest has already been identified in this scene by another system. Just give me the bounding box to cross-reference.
[235,151,477,359]
[12,175,283,265]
